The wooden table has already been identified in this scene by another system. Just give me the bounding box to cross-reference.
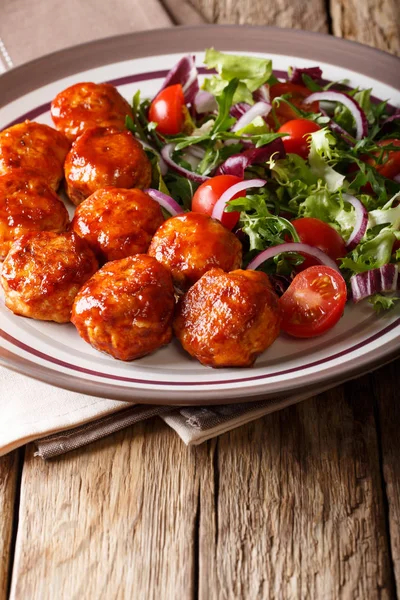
[1,2,400,598]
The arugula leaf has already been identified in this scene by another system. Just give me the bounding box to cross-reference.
[164,172,196,210]
[301,73,323,92]
[211,78,239,134]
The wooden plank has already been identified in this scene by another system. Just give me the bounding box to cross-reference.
[9,420,207,600]
[199,386,395,599]
[189,0,328,31]
[330,0,400,56]
[0,451,19,600]
[373,360,400,595]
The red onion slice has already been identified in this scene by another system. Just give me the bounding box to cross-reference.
[231,102,272,132]
[303,91,368,140]
[247,243,340,272]
[211,179,266,222]
[342,193,369,250]
[160,143,210,183]
[194,90,218,114]
[351,264,399,303]
[253,84,270,104]
[394,173,400,184]
[144,188,184,216]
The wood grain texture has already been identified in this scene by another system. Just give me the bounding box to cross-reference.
[9,420,207,600]
[0,451,19,600]
[373,361,400,596]
[199,387,395,599]
[330,0,400,56]
[189,0,328,31]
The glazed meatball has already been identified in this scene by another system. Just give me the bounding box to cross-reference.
[174,268,281,368]
[0,121,70,191]
[71,187,164,263]
[51,82,133,142]
[0,169,69,259]
[148,212,242,292]
[64,127,152,205]
[1,231,98,323]
[71,254,175,361]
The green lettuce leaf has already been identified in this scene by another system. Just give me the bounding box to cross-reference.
[204,48,272,92]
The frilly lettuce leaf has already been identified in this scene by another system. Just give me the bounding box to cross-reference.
[340,227,400,274]
[307,128,345,192]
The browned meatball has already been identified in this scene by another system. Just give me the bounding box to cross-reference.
[0,121,70,191]
[71,187,164,263]
[173,268,281,367]
[148,212,242,292]
[71,255,175,361]
[1,231,98,323]
[0,169,69,259]
[64,127,152,206]
[51,82,133,142]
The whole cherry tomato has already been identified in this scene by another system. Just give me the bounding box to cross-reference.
[269,82,320,126]
[278,119,321,159]
[291,217,347,270]
[365,139,400,180]
[148,84,186,135]
[192,175,243,230]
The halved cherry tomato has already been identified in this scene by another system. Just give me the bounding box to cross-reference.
[365,139,400,180]
[148,84,185,135]
[291,217,347,270]
[280,265,347,338]
[268,82,319,127]
[278,119,321,159]
[192,175,242,230]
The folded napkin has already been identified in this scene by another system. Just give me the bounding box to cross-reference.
[1,364,338,459]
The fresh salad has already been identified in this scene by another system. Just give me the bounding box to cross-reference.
[126,49,400,338]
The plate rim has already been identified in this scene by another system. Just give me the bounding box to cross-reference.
[1,24,400,109]
[0,24,399,404]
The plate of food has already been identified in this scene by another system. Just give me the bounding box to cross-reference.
[0,25,399,403]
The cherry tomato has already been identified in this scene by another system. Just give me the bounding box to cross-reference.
[278,119,321,159]
[148,84,185,135]
[280,265,347,338]
[365,139,400,180]
[291,217,347,270]
[268,82,319,126]
[192,175,242,230]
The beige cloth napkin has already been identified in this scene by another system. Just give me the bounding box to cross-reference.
[0,0,344,459]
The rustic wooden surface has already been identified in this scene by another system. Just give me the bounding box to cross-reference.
[3,1,400,599]
[0,452,19,600]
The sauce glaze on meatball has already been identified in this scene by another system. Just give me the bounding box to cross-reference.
[64,127,152,205]
[173,268,281,367]
[147,212,243,292]
[51,82,133,142]
[0,169,69,259]
[1,231,98,323]
[71,187,164,263]
[71,254,175,361]
[0,121,70,191]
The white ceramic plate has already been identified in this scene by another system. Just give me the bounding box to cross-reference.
[0,26,399,403]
